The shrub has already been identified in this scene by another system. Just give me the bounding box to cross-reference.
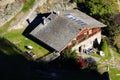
[60,48,78,69]
[61,48,78,61]
[100,38,108,53]
[77,56,86,68]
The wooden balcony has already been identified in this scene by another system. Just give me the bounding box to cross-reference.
[76,28,101,43]
[65,28,101,49]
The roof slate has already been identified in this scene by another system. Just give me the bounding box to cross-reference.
[30,9,106,51]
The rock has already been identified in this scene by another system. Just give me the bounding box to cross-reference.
[37,0,76,13]
[0,0,23,27]
[0,0,15,7]
[99,51,105,56]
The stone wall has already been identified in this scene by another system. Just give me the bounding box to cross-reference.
[0,0,15,7]
[37,0,76,13]
[0,1,23,27]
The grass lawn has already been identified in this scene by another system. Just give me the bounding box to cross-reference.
[0,37,47,80]
[0,0,48,60]
[97,38,120,80]
[97,65,120,80]
[90,53,101,58]
[0,16,49,59]
[109,66,120,80]
[89,37,120,80]
[3,28,49,59]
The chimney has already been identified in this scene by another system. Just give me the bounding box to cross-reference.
[52,11,57,14]
[42,17,47,25]
[56,11,60,15]
[51,11,59,15]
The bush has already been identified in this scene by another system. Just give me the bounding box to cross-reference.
[60,48,79,69]
[72,0,113,19]
[61,48,78,61]
[100,38,111,59]
[100,38,108,53]
[77,56,86,68]
[115,44,120,53]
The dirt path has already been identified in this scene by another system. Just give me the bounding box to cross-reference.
[100,47,120,70]
[109,47,115,62]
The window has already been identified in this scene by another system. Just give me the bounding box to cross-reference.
[64,13,87,26]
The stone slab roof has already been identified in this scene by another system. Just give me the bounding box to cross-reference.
[60,10,106,28]
[30,9,106,51]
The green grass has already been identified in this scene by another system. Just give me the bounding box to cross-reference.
[0,0,48,60]
[109,67,120,80]
[0,0,49,59]
[3,28,49,59]
[98,65,120,80]
[90,53,101,58]
[112,47,120,59]
[0,37,44,79]
[97,39,120,80]
[109,49,120,80]
[22,0,35,12]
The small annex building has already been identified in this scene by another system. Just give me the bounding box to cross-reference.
[30,9,106,55]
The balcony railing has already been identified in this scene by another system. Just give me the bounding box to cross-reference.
[77,29,101,43]
[66,28,101,49]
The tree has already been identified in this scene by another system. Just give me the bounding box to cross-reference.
[72,0,120,42]
[60,48,78,69]
[61,48,78,61]
[72,0,113,20]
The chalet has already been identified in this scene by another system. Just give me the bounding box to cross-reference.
[30,9,106,56]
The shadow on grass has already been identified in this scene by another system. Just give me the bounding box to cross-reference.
[0,50,32,80]
[23,13,55,52]
[0,37,110,80]
[0,37,39,80]
[0,50,52,80]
